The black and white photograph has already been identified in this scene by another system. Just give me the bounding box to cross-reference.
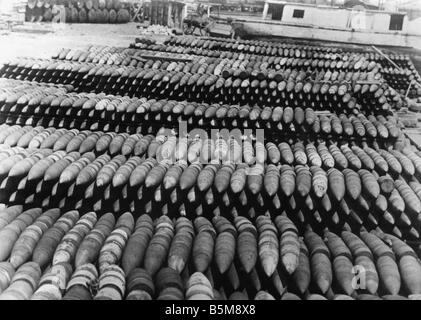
[0,0,421,307]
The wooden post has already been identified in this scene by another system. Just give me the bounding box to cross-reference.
[371,45,401,70]
[167,1,172,27]
[405,80,413,99]
[262,1,269,19]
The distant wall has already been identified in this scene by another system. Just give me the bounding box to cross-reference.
[279,4,407,32]
[400,8,421,21]
[0,0,14,13]
[407,17,421,35]
[281,5,349,28]
[275,0,346,5]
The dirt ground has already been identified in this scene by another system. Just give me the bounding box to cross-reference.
[0,22,163,64]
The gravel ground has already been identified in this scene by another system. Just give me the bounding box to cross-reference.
[0,22,162,64]
[1,21,419,73]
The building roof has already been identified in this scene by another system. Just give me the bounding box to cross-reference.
[265,0,407,15]
[344,0,378,10]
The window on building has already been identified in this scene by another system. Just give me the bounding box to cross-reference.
[389,14,404,31]
[270,4,285,20]
[292,9,305,19]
